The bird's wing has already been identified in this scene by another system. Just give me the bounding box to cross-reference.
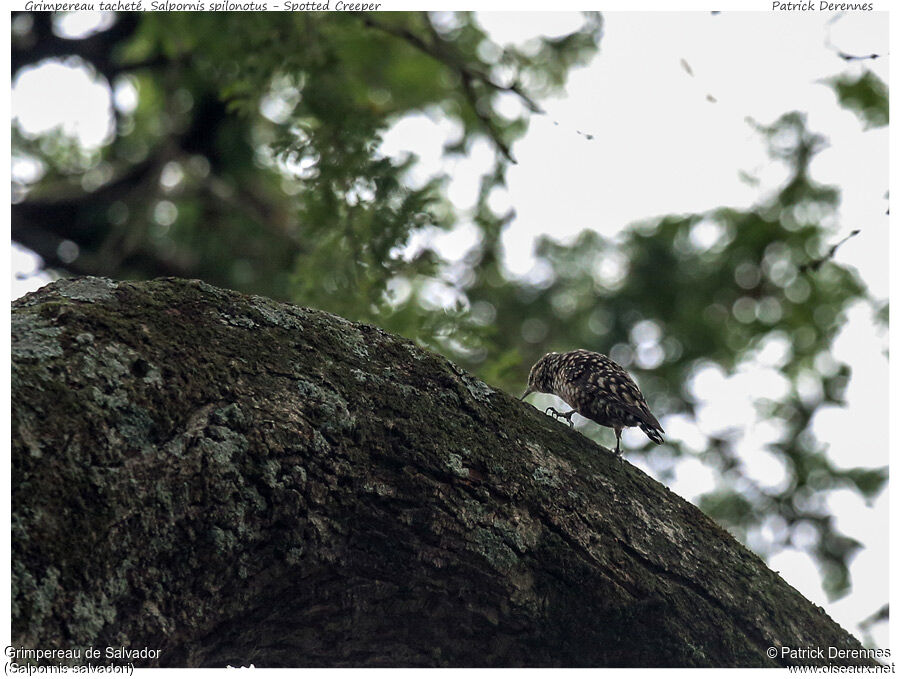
[606,373,662,430]
[557,352,605,408]
[573,359,664,433]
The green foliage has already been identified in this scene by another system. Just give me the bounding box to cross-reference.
[11,11,886,602]
[828,71,889,128]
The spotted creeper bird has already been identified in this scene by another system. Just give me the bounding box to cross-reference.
[520,349,665,455]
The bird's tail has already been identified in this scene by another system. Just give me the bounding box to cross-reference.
[624,402,665,445]
[638,407,664,445]
[641,424,665,445]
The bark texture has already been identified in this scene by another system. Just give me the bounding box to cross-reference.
[11,277,873,667]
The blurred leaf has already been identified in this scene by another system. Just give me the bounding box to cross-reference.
[698,490,755,526]
[828,71,888,128]
[838,466,888,498]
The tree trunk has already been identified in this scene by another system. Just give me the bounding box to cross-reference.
[11,277,875,668]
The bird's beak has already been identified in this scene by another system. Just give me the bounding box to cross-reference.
[520,388,534,401]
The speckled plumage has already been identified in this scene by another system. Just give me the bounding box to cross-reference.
[520,349,664,454]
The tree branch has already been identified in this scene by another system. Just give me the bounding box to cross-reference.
[11,276,877,668]
[357,12,548,163]
[800,229,861,273]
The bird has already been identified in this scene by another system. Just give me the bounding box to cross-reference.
[520,349,664,455]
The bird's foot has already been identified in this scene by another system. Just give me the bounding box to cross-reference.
[545,407,576,428]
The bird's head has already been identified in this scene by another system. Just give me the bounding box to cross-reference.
[520,352,559,401]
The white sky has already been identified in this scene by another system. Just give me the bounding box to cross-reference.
[9,9,891,650]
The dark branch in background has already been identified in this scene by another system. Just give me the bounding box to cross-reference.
[418,13,543,114]
[835,51,883,62]
[357,12,547,164]
[800,229,861,273]
[419,13,601,145]
[11,159,200,278]
[458,70,517,164]
[823,14,885,63]
[12,14,300,291]
[106,55,174,77]
[11,12,141,78]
